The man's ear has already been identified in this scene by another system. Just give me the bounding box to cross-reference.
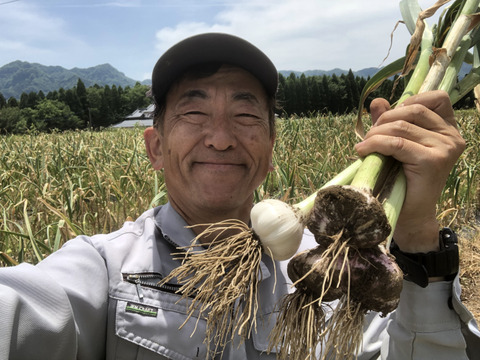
[144,127,164,170]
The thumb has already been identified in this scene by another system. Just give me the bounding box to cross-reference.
[370,98,391,125]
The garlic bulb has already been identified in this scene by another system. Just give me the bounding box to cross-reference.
[250,199,304,261]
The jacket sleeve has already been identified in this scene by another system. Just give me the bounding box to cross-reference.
[0,238,109,360]
[380,277,480,359]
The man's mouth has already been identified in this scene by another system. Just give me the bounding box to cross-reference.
[194,161,245,171]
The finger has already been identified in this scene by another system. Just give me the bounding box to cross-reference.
[372,102,455,135]
[355,134,428,165]
[355,129,464,166]
[364,116,449,147]
[370,97,391,125]
[356,89,465,161]
[357,100,464,148]
[396,90,457,128]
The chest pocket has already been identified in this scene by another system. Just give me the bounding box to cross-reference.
[112,285,282,360]
[113,279,209,360]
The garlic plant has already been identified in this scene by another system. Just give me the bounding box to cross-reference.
[157,158,363,358]
[269,1,480,359]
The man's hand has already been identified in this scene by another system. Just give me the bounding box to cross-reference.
[355,90,465,253]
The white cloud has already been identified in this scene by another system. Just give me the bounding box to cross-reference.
[155,21,228,52]
[0,0,449,81]
[0,2,92,68]
[59,0,143,8]
[154,0,418,71]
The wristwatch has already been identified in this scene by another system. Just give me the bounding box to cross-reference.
[389,227,459,288]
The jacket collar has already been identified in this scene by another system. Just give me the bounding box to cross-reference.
[154,202,196,249]
[153,202,272,280]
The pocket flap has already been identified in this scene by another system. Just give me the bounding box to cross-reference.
[115,295,208,360]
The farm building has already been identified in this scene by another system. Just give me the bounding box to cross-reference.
[112,104,155,128]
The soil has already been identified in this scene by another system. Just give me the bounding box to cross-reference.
[348,247,403,316]
[287,245,344,301]
[307,185,391,248]
[288,243,403,315]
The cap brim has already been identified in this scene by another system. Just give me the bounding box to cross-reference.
[152,33,278,103]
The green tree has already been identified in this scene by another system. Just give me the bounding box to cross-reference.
[28,92,40,108]
[276,73,286,114]
[86,85,103,129]
[344,70,360,113]
[0,107,28,133]
[64,88,83,119]
[57,88,66,103]
[109,85,124,124]
[327,74,346,113]
[297,74,309,115]
[46,90,58,101]
[19,92,29,109]
[284,73,298,115]
[38,90,45,101]
[121,82,151,114]
[0,93,6,109]
[97,85,114,127]
[7,97,18,107]
[320,75,331,112]
[32,99,83,131]
[76,78,89,122]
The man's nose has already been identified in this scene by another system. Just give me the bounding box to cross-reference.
[204,114,237,151]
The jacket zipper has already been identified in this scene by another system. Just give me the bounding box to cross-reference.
[123,272,194,300]
[122,223,195,300]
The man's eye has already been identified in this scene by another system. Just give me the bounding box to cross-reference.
[178,111,207,125]
[237,113,259,119]
[185,111,205,116]
[183,111,208,120]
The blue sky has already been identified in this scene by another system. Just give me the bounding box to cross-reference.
[0,0,439,81]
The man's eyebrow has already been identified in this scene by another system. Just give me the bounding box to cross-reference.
[179,89,209,101]
[232,91,260,104]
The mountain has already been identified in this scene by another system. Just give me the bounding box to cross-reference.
[2,60,473,100]
[0,62,379,99]
[0,61,139,99]
[280,63,473,80]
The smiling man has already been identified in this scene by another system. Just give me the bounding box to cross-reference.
[0,33,479,360]
[144,64,275,226]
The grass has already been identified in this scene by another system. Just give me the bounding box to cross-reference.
[0,127,167,265]
[1,112,479,318]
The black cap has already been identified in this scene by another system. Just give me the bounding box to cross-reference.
[151,33,278,103]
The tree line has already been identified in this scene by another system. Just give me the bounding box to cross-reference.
[276,70,475,116]
[0,71,476,134]
[0,78,151,134]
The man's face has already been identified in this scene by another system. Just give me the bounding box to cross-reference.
[145,65,275,224]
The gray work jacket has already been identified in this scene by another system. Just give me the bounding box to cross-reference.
[0,203,479,359]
